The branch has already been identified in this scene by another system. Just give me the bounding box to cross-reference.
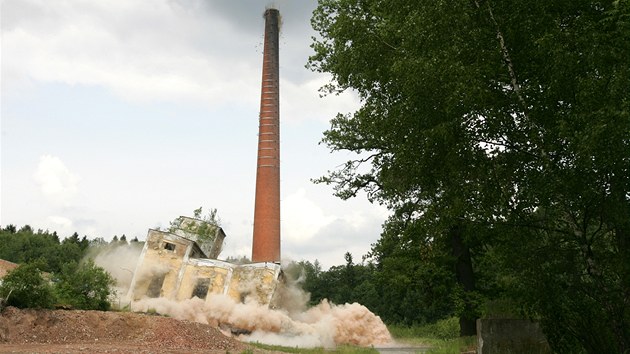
[474,0,527,115]
[474,0,550,162]
[474,138,540,158]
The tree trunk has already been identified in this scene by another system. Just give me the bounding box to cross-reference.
[450,223,477,337]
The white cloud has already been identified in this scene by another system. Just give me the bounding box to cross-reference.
[280,188,390,268]
[281,76,360,124]
[47,215,73,231]
[33,155,80,206]
[282,188,336,242]
[2,0,356,121]
[1,0,260,106]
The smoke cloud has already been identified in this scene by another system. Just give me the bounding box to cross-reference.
[93,244,392,348]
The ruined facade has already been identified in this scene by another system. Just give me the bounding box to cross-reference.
[128,220,281,306]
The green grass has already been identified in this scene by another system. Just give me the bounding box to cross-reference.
[388,318,477,354]
[248,342,379,353]
[425,337,476,354]
[243,318,476,354]
[388,317,460,341]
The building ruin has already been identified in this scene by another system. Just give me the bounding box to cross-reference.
[127,217,281,305]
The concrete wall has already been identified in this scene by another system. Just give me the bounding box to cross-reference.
[129,230,194,300]
[477,319,551,354]
[227,263,281,305]
[176,259,234,301]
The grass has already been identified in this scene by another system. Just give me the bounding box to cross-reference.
[425,337,476,354]
[248,342,379,353]
[246,318,476,354]
[388,318,477,354]
[389,335,476,354]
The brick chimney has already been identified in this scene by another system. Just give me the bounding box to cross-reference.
[252,8,280,263]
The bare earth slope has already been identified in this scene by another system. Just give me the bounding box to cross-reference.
[0,306,252,353]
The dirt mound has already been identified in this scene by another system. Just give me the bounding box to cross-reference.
[0,306,252,353]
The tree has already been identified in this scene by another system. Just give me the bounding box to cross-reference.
[54,260,116,311]
[0,226,84,274]
[3,224,16,233]
[309,0,503,335]
[309,0,629,349]
[0,262,55,309]
[90,237,108,247]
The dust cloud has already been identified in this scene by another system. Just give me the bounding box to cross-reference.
[131,294,391,348]
[92,244,392,348]
[91,243,144,298]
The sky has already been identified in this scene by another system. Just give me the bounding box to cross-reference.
[0,0,389,269]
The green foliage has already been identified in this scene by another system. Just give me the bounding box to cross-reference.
[54,259,116,310]
[425,317,460,341]
[295,257,379,308]
[294,253,454,326]
[169,207,222,246]
[0,227,89,273]
[0,262,55,309]
[425,337,476,354]
[388,317,459,341]
[388,323,475,353]
[0,224,125,311]
[309,0,630,351]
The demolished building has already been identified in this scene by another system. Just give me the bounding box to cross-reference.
[127,217,281,306]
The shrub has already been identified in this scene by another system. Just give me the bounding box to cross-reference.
[388,317,460,341]
[431,317,460,340]
[0,262,55,309]
[54,259,116,310]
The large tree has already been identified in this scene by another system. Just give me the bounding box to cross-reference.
[309,0,629,350]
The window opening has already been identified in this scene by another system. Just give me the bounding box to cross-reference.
[147,274,166,298]
[192,278,211,299]
[163,242,176,251]
[239,291,250,304]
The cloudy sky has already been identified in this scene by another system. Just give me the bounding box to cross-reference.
[1,0,389,268]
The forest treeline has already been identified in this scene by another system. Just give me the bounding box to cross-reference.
[288,253,454,326]
[0,225,120,310]
[0,224,138,274]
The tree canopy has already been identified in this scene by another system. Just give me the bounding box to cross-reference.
[309,0,629,351]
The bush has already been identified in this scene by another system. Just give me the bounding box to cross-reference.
[54,259,116,310]
[0,262,55,309]
[431,317,460,340]
[389,317,460,341]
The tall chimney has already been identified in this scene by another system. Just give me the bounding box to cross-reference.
[252,8,280,263]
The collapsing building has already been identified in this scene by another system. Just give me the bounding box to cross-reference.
[127,217,281,305]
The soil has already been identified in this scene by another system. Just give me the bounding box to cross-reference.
[0,306,261,353]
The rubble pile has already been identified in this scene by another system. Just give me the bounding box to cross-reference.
[0,306,251,353]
